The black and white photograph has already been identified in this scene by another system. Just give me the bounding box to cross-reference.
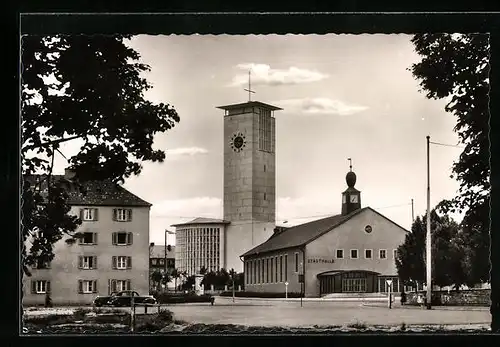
[19,13,495,335]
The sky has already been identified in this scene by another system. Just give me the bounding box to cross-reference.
[50,34,465,246]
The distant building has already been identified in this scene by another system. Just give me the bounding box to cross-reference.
[172,218,229,276]
[241,169,407,297]
[22,169,151,306]
[150,245,176,273]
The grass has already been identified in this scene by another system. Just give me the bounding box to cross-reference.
[347,320,367,330]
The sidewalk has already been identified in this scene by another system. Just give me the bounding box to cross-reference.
[361,302,489,311]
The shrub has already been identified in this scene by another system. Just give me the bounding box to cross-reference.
[72,308,89,321]
[135,309,174,332]
[219,291,303,298]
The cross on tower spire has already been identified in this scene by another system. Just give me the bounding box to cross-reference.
[244,70,256,102]
[348,158,352,172]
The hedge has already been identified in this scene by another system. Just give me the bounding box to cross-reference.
[219,291,303,298]
[155,293,214,304]
[404,289,491,307]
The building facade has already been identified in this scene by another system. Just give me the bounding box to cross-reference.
[172,218,229,276]
[219,101,282,273]
[22,170,151,306]
[242,170,407,297]
[149,244,175,290]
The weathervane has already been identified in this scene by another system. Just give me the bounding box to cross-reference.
[244,70,255,102]
[348,158,352,172]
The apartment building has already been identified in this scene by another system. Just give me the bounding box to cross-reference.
[22,170,151,306]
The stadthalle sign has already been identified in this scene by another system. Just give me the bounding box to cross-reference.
[307,257,335,264]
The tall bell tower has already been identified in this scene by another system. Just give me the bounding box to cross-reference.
[217,98,282,272]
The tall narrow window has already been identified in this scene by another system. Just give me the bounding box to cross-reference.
[284,255,288,281]
[265,259,269,283]
[279,255,283,282]
[275,256,278,282]
[295,253,299,272]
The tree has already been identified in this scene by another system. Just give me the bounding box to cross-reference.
[21,35,180,276]
[396,216,426,290]
[396,209,463,289]
[199,266,208,275]
[409,33,493,328]
[151,270,163,292]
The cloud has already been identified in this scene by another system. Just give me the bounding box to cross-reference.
[273,98,368,116]
[230,63,329,86]
[166,147,209,158]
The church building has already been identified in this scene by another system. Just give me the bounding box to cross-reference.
[173,98,281,274]
[241,167,408,297]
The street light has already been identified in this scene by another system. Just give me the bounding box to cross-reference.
[426,136,432,310]
[164,229,176,286]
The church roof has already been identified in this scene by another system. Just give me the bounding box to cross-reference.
[216,101,283,111]
[171,217,231,227]
[241,207,408,257]
[24,175,152,207]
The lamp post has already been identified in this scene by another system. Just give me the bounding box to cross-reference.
[164,229,175,290]
[426,136,432,310]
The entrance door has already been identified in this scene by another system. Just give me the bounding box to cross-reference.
[341,272,368,293]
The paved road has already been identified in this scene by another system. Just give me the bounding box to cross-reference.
[161,297,490,327]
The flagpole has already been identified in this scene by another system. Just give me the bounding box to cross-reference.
[426,135,432,310]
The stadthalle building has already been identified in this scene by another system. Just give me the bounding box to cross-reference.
[174,96,407,296]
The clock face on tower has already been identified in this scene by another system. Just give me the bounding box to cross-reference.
[350,194,359,203]
[229,132,247,153]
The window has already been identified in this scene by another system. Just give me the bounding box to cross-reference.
[279,255,283,282]
[264,193,266,200]
[79,232,98,245]
[275,257,278,283]
[79,256,97,269]
[112,232,133,245]
[350,249,358,259]
[270,258,274,283]
[159,259,165,265]
[113,209,132,222]
[258,109,272,152]
[266,259,270,283]
[152,259,157,265]
[379,249,387,259]
[264,165,266,172]
[284,255,288,281]
[257,260,260,284]
[110,279,131,293]
[393,249,398,259]
[295,253,299,272]
[364,249,372,259]
[112,256,132,270]
[81,208,98,221]
[78,280,97,294]
[261,259,265,283]
[336,249,344,259]
[31,280,50,294]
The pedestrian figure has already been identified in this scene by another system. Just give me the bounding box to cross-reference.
[417,294,423,307]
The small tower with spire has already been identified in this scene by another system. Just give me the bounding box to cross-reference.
[341,158,362,215]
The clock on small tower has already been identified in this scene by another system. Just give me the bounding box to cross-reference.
[341,161,362,215]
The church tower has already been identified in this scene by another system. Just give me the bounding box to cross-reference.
[217,96,282,272]
[341,158,362,215]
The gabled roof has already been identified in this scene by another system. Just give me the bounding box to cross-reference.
[24,175,152,207]
[241,207,409,257]
[171,217,231,227]
[150,245,175,259]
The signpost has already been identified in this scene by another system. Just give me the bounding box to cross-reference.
[285,282,289,299]
[386,279,393,309]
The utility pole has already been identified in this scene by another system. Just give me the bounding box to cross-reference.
[426,136,432,310]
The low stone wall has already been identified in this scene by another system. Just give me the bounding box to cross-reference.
[404,289,491,307]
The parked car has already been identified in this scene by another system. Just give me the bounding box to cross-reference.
[107,290,157,307]
[93,292,118,307]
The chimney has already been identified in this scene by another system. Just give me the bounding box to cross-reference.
[64,168,76,179]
